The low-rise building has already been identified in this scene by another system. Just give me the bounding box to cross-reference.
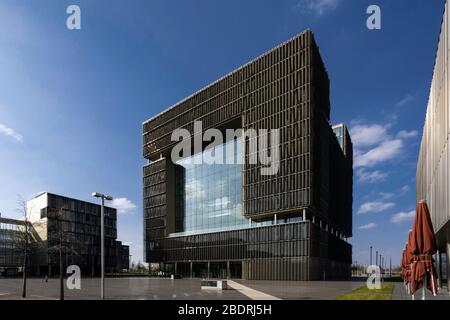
[0,192,130,277]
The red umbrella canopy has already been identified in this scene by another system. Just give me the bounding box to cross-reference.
[406,230,414,263]
[404,232,413,284]
[409,201,438,295]
[410,201,437,256]
[401,249,407,280]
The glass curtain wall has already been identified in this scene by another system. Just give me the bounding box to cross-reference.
[174,137,247,235]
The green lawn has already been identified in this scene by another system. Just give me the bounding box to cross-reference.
[334,294,392,300]
[333,283,394,300]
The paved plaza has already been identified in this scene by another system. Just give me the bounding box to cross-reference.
[1,277,449,300]
[392,283,450,300]
[0,277,367,300]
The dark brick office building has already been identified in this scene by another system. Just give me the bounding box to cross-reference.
[142,30,353,280]
[26,192,129,276]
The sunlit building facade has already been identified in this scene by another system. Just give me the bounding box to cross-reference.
[25,192,129,276]
[416,1,450,291]
[143,30,353,280]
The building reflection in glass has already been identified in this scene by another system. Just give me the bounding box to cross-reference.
[174,137,247,236]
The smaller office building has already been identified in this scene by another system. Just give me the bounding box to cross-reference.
[12,192,131,276]
[0,216,37,277]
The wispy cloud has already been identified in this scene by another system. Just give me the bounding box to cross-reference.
[359,222,377,230]
[354,139,403,168]
[111,197,137,214]
[379,192,394,200]
[357,201,395,214]
[395,94,415,107]
[293,0,340,16]
[350,124,388,148]
[391,210,415,223]
[357,169,388,184]
[397,130,418,139]
[350,118,420,169]
[0,124,23,142]
[400,185,411,194]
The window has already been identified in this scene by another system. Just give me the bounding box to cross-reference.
[173,138,247,236]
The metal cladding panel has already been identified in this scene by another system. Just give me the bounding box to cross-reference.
[417,1,450,241]
[142,29,353,266]
[142,31,340,219]
[143,159,168,262]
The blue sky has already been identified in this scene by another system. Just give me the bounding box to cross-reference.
[0,0,445,266]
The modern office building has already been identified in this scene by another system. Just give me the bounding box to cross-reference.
[25,192,129,276]
[142,30,353,280]
[116,241,130,272]
[0,216,33,277]
[416,0,450,291]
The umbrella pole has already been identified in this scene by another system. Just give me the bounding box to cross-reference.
[422,276,426,300]
[430,272,437,296]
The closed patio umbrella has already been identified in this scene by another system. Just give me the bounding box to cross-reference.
[401,249,406,281]
[405,231,414,294]
[401,247,408,292]
[409,201,438,297]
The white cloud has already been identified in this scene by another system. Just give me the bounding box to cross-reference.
[293,0,340,15]
[391,210,415,223]
[0,124,23,142]
[400,185,411,194]
[359,223,377,230]
[357,169,388,183]
[354,139,403,168]
[357,201,395,214]
[111,197,137,214]
[379,192,394,200]
[350,124,388,148]
[396,94,415,107]
[397,130,418,139]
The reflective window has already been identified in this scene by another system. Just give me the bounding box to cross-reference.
[173,138,247,236]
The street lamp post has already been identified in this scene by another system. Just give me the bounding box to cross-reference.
[92,192,113,300]
[370,246,372,266]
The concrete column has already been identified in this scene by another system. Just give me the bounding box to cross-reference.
[312,215,315,224]
[227,261,230,279]
[175,262,178,275]
[274,214,277,225]
[302,209,306,221]
[190,262,193,278]
[207,261,211,279]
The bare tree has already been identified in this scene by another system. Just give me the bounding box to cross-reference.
[47,207,78,300]
[16,195,32,299]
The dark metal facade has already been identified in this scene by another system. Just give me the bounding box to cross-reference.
[143,30,353,280]
[26,193,129,276]
[0,218,29,276]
